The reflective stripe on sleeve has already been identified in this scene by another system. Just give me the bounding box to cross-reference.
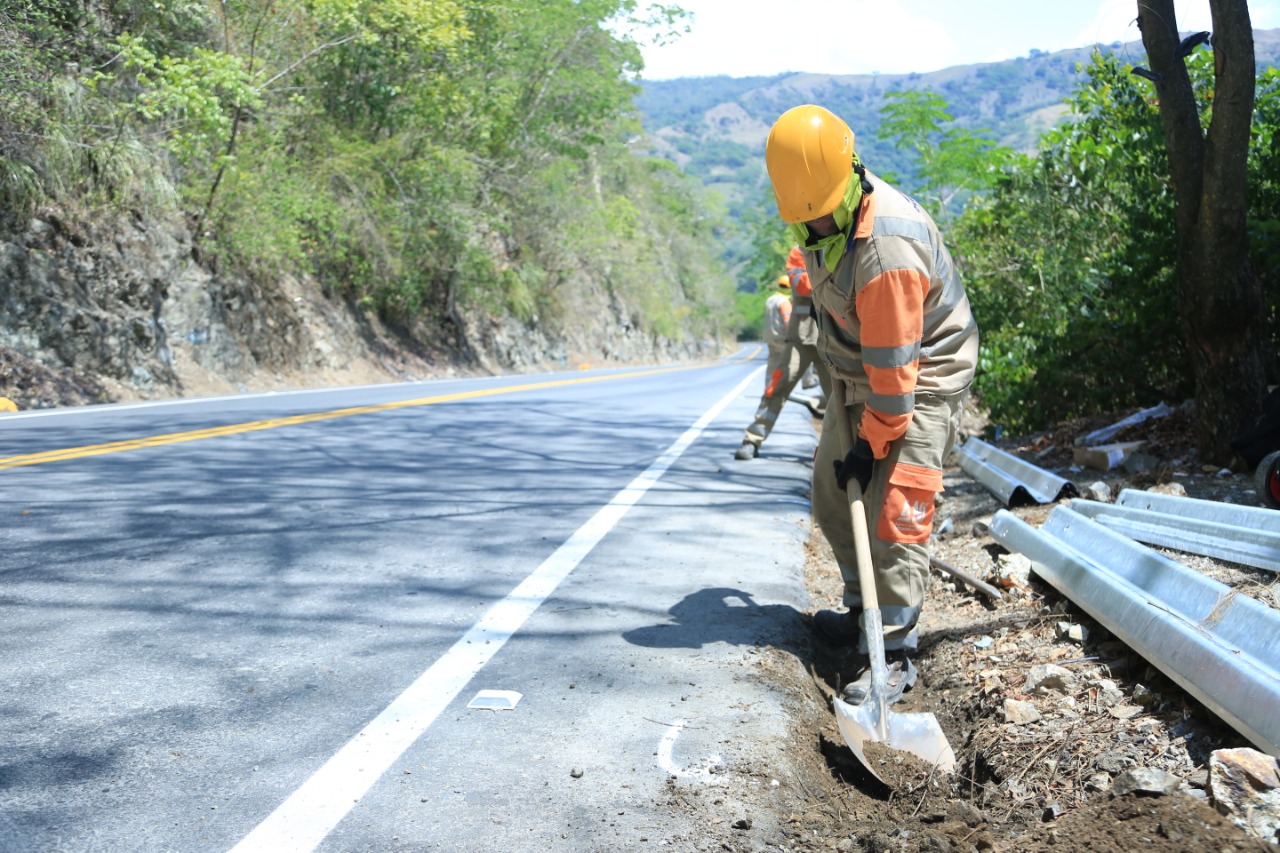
[863,340,921,370]
[872,215,932,245]
[868,390,915,416]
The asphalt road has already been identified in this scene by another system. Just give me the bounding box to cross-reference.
[0,349,823,852]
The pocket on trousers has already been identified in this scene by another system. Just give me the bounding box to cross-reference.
[877,463,942,544]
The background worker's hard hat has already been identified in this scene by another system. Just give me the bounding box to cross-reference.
[765,105,855,224]
[776,275,791,289]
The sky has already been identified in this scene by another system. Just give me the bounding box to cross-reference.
[634,0,1280,80]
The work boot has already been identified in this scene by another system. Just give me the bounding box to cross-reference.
[841,649,917,706]
[734,441,759,460]
[811,608,860,647]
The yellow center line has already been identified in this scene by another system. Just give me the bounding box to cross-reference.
[1,364,709,470]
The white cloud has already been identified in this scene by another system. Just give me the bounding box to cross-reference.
[803,2,954,76]
[638,0,954,79]
[636,0,1280,80]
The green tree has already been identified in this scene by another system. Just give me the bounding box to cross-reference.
[1136,0,1266,463]
[956,44,1280,439]
[1251,66,1280,362]
[876,89,1012,226]
[111,33,263,196]
[0,7,55,221]
[2,0,734,366]
[305,0,469,137]
[732,187,793,339]
[955,52,1186,431]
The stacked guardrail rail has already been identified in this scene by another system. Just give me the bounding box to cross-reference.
[956,437,1280,758]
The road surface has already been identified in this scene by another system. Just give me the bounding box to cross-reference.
[0,350,823,851]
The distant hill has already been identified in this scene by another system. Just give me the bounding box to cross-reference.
[634,29,1280,231]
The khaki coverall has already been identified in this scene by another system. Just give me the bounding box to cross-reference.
[804,172,979,652]
[742,285,829,451]
[785,246,832,414]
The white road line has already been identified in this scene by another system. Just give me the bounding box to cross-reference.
[228,367,762,853]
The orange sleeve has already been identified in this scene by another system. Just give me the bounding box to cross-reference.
[860,412,913,458]
[854,268,930,456]
[786,247,811,297]
[857,268,928,354]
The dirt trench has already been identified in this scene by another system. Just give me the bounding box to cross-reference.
[734,421,1278,853]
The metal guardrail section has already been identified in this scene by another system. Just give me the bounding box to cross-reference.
[1070,489,1280,574]
[990,506,1280,758]
[956,437,1078,506]
[1115,487,1280,533]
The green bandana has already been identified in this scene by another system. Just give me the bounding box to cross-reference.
[787,158,866,272]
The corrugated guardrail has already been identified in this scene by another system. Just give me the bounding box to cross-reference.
[1070,489,1280,573]
[991,505,1280,758]
[957,437,1077,506]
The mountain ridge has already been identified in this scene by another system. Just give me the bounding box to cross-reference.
[634,29,1280,227]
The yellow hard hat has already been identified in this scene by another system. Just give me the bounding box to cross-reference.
[765,105,855,223]
[776,275,791,289]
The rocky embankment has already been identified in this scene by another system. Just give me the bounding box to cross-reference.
[0,211,719,409]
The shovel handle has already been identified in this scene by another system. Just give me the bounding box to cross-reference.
[830,384,889,718]
[829,383,880,615]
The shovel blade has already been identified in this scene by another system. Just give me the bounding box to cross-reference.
[834,697,957,781]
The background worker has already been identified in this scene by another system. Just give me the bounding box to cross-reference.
[784,245,831,415]
[734,252,832,462]
[764,104,979,704]
[734,275,796,460]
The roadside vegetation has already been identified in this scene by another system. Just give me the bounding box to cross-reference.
[0,0,737,351]
[741,24,1279,464]
[962,43,1277,461]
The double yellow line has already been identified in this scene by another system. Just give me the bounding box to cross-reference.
[1,365,701,470]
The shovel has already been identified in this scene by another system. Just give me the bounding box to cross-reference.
[828,384,957,779]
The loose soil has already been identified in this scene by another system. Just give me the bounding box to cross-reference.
[731,403,1280,852]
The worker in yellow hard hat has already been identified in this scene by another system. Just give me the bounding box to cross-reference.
[733,267,829,459]
[784,244,831,404]
[788,245,826,394]
[765,104,979,706]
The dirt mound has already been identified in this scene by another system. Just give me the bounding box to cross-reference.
[748,409,1279,852]
[1021,793,1270,852]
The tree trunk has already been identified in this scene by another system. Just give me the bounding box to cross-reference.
[1138,0,1266,464]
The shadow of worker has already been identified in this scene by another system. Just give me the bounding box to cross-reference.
[622,587,806,652]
